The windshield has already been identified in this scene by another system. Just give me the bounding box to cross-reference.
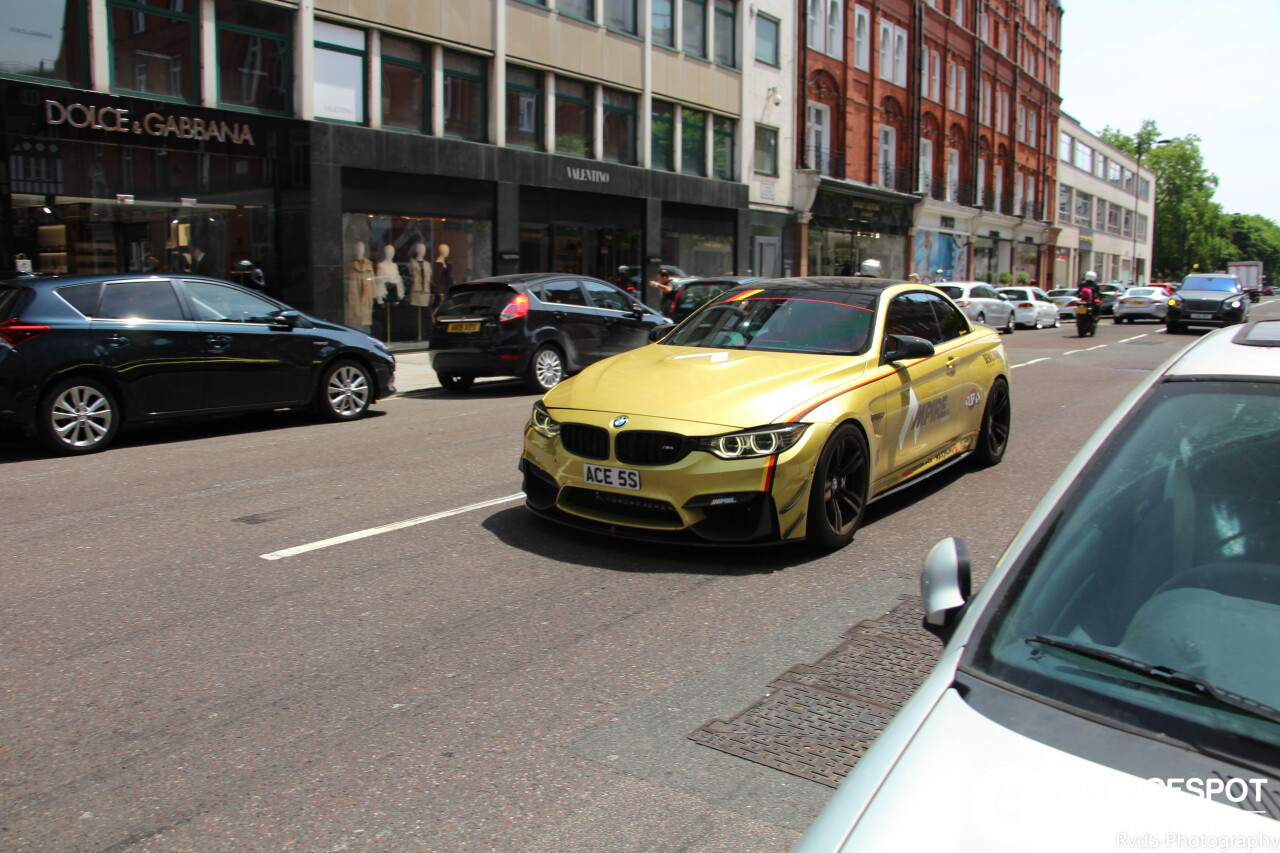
[971,380,1280,751]
[663,290,877,355]
[1182,276,1240,293]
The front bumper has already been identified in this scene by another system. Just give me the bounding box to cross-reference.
[1166,303,1247,328]
[521,412,829,545]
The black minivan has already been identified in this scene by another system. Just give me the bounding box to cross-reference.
[429,274,671,393]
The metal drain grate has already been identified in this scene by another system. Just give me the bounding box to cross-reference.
[688,596,942,788]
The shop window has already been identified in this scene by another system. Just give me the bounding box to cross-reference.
[681,108,706,176]
[652,0,675,47]
[713,0,736,68]
[560,0,594,21]
[382,35,431,133]
[506,65,544,150]
[605,0,637,34]
[0,0,89,86]
[651,100,675,171]
[755,13,779,66]
[314,21,365,123]
[754,125,778,176]
[683,0,706,59]
[555,78,593,158]
[109,0,198,102]
[443,49,487,142]
[602,88,637,164]
[712,116,735,181]
[342,213,493,344]
[216,0,291,114]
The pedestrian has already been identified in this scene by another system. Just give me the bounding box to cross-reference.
[650,267,676,313]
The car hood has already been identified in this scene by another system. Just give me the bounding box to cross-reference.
[824,688,1271,852]
[1176,289,1241,301]
[543,344,873,429]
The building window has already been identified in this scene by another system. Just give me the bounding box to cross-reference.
[1,0,88,86]
[109,0,198,101]
[605,0,637,33]
[712,115,735,180]
[681,107,706,175]
[879,124,897,187]
[808,0,842,59]
[653,0,675,46]
[754,124,778,175]
[1058,184,1072,222]
[652,100,675,170]
[714,0,736,67]
[382,35,431,133]
[1096,198,1107,231]
[1027,110,1036,147]
[880,20,907,86]
[1073,141,1093,172]
[443,49,487,141]
[314,21,365,123]
[1016,103,1026,143]
[1123,208,1133,238]
[683,0,706,58]
[807,101,830,173]
[1059,131,1072,161]
[1137,213,1148,236]
[756,13,780,65]
[946,148,959,202]
[215,0,291,114]
[919,137,934,193]
[1108,201,1121,234]
[1074,190,1091,226]
[981,79,992,124]
[602,88,637,164]
[853,6,870,70]
[826,0,842,60]
[559,0,595,21]
[555,77,593,157]
[505,64,543,149]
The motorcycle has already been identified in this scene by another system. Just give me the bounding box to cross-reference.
[1076,302,1098,337]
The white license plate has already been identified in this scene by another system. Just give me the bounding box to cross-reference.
[1191,313,1214,320]
[583,463,641,491]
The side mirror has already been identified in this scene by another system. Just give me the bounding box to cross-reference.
[921,537,972,641]
[648,323,674,343]
[881,334,934,365]
[271,309,303,329]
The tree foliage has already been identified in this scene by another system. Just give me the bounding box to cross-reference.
[1099,120,1276,282]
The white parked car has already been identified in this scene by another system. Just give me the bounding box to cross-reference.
[936,282,1016,334]
[998,286,1060,329]
[793,319,1280,853]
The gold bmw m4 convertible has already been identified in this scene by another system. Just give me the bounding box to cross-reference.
[520,276,1011,548]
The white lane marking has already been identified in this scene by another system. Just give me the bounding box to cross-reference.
[1085,344,1107,351]
[1010,358,1051,369]
[1117,334,1148,343]
[260,493,525,560]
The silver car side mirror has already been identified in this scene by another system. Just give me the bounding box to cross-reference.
[921,537,972,641]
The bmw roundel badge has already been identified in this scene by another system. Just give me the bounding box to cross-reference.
[612,416,629,428]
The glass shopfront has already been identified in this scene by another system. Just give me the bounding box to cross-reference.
[807,189,911,278]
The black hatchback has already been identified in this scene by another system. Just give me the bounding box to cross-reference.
[429,273,671,393]
[0,274,395,455]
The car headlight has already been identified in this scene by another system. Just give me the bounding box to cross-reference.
[1228,299,1242,309]
[529,401,560,438]
[697,424,810,460]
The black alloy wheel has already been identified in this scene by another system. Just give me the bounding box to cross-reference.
[316,359,372,421]
[37,376,120,455]
[807,423,870,550]
[973,377,1011,467]
[437,373,475,392]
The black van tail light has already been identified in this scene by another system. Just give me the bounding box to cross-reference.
[0,320,51,346]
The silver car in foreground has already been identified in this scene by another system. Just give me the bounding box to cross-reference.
[793,320,1280,852]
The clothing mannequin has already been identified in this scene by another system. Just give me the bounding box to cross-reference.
[345,240,375,330]
[432,243,454,303]
[407,242,433,307]
[375,244,403,302]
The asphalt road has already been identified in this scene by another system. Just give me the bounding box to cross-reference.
[3,301,1277,853]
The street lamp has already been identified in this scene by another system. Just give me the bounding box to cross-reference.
[1130,138,1172,286]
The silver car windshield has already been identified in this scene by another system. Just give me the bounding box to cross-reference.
[972,380,1280,748]
[663,292,877,355]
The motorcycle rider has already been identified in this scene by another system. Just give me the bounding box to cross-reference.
[1076,270,1102,335]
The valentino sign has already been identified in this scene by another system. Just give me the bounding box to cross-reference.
[44,99,256,146]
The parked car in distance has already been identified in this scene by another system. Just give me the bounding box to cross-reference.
[665,276,765,323]
[429,273,672,393]
[1096,283,1122,315]
[793,319,1280,853]
[1165,273,1250,334]
[1113,286,1170,323]
[998,287,1059,329]
[0,273,395,455]
[1047,288,1082,320]
[936,282,1016,334]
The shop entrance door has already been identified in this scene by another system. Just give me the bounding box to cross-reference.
[754,237,780,278]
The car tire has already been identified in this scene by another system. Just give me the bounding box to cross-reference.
[526,345,566,393]
[1052,315,1060,328]
[1166,322,1181,335]
[973,377,1011,468]
[976,312,986,326]
[315,359,372,421]
[1001,312,1015,335]
[37,376,120,455]
[1033,316,1043,330]
[437,372,475,392]
[806,423,870,551]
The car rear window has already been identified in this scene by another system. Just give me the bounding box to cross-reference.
[439,282,518,315]
[56,282,103,316]
[937,285,964,299]
[1002,289,1029,300]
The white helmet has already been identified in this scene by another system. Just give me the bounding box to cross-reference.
[1084,271,1098,283]
[859,258,883,276]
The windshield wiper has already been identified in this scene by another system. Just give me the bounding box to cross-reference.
[1025,635,1280,727]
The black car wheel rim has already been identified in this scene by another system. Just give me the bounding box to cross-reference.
[823,434,868,536]
[50,385,114,448]
[984,382,1011,457]
[327,365,369,417]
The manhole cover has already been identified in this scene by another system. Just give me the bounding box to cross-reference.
[689,596,942,787]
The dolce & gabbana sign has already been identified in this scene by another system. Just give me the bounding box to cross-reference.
[44,98,256,146]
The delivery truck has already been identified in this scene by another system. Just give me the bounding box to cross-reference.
[1227,260,1263,302]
